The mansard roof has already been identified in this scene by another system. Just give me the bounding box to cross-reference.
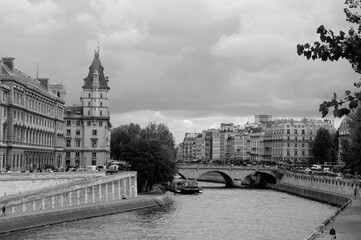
[83,50,109,90]
[0,58,64,102]
[64,105,83,116]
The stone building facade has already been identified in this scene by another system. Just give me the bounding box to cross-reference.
[177,117,336,164]
[0,57,65,172]
[63,51,111,169]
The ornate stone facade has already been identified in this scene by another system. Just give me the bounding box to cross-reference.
[0,57,65,172]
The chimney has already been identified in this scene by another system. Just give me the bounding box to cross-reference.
[38,78,49,90]
[1,57,15,72]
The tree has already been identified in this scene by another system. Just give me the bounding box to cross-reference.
[312,128,334,164]
[340,107,361,174]
[121,139,176,192]
[141,122,175,151]
[110,123,142,160]
[297,0,361,118]
[110,122,177,192]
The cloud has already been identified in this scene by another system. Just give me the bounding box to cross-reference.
[0,0,64,34]
[0,0,356,144]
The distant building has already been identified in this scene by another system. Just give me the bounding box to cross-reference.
[177,115,336,165]
[63,50,111,168]
[255,114,272,124]
[0,57,65,172]
[180,133,197,162]
[264,118,336,163]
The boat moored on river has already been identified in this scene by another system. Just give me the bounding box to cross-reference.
[169,179,202,194]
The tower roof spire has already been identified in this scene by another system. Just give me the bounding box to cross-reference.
[83,50,109,90]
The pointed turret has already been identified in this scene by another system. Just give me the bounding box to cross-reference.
[82,50,109,90]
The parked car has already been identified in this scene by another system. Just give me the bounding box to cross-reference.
[96,165,106,171]
[311,165,322,171]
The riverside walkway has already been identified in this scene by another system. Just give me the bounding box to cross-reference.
[313,196,361,240]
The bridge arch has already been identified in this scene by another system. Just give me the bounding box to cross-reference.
[243,171,277,186]
[197,171,234,187]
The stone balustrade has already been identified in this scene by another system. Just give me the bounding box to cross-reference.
[281,171,359,196]
[0,172,137,217]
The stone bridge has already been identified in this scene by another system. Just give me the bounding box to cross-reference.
[176,164,280,187]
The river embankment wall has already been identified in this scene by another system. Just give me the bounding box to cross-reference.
[0,172,105,197]
[0,171,142,234]
[271,171,359,206]
[0,192,172,235]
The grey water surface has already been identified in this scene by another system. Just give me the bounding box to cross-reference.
[3,183,337,240]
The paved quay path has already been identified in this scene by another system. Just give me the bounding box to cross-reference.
[314,197,361,240]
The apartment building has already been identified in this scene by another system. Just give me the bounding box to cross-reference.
[0,57,65,172]
[264,118,336,163]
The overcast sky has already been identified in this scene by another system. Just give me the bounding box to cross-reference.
[0,0,359,144]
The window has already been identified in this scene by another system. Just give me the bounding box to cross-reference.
[302,129,305,135]
[100,111,103,116]
[294,150,298,156]
[310,137,313,141]
[76,139,81,147]
[92,160,96,165]
[287,151,290,156]
[76,129,81,135]
[66,139,71,147]
[92,152,96,158]
[287,129,290,134]
[92,130,97,136]
[100,94,103,98]
[302,151,305,156]
[100,102,103,107]
[88,93,91,98]
[76,121,81,126]
[75,152,80,158]
[91,139,98,148]
[287,143,290,147]
[87,121,91,126]
[295,137,298,141]
[99,121,103,127]
[88,110,91,116]
[66,152,70,158]
[88,102,91,107]
[66,121,71,126]
[66,129,71,136]
[294,129,298,135]
[302,143,305,148]
[295,143,298,147]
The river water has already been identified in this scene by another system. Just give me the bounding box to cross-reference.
[3,183,337,240]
